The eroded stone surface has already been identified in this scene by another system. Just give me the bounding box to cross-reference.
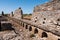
[13,7,23,20]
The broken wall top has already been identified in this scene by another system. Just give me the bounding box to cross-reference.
[34,0,60,12]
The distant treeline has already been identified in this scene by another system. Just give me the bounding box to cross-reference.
[23,14,32,16]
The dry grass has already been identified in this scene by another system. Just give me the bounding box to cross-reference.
[23,14,32,20]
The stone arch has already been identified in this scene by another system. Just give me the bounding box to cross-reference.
[25,24,28,29]
[41,32,48,38]
[34,28,38,34]
[57,18,60,21]
[43,21,45,24]
[29,26,32,31]
[44,18,46,20]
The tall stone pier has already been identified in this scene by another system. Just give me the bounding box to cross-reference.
[13,7,23,19]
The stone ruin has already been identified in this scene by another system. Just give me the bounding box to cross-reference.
[33,0,60,12]
[10,7,23,19]
[5,0,60,40]
[14,7,23,19]
[10,11,14,17]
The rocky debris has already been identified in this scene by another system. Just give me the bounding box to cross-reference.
[0,30,37,40]
[0,30,24,40]
[0,29,48,40]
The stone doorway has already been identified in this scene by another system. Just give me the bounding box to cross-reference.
[41,32,48,38]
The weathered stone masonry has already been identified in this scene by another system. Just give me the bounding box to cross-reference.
[8,0,60,40]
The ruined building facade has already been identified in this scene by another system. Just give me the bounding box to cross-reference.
[13,7,23,19]
[8,0,60,40]
[31,0,60,40]
[31,0,60,28]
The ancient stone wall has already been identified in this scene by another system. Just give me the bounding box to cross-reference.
[32,10,60,25]
[31,0,60,31]
[10,11,14,17]
[7,0,60,40]
[13,7,23,19]
[14,20,60,40]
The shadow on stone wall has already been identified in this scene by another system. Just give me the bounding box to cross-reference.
[1,23,14,31]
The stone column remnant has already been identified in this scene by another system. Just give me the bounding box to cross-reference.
[13,7,23,19]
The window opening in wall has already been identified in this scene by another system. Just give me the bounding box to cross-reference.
[29,26,32,31]
[57,19,60,21]
[43,21,45,24]
[23,23,24,27]
[42,32,48,38]
[25,25,28,29]
[44,18,46,20]
[34,28,38,34]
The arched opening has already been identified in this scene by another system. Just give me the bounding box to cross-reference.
[42,32,48,38]
[25,25,28,29]
[44,18,46,20]
[29,26,32,31]
[57,18,60,21]
[34,28,38,34]
[58,39,60,40]
[43,21,45,24]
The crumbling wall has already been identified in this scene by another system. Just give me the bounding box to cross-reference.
[13,7,23,19]
[31,0,60,30]
[31,0,60,39]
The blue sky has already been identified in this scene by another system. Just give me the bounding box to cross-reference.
[0,0,49,14]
